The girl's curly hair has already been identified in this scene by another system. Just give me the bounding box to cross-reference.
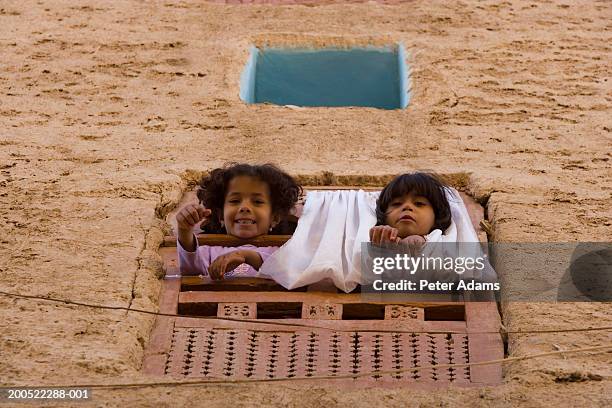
[196,163,302,234]
[376,172,452,233]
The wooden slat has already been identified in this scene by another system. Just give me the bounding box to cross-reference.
[160,278,181,314]
[466,333,504,384]
[174,316,468,333]
[179,291,463,306]
[465,302,503,384]
[180,276,302,292]
[465,302,501,332]
[303,186,382,191]
[307,278,339,293]
[142,278,181,375]
[163,234,292,247]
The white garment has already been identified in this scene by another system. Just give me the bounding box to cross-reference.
[259,190,377,292]
[259,188,492,292]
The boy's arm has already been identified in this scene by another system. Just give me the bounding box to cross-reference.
[400,235,426,245]
[370,225,401,245]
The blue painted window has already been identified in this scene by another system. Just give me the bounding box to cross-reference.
[240,46,410,110]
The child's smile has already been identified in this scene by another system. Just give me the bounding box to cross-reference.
[385,192,435,238]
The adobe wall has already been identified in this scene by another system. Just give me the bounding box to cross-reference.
[0,0,609,405]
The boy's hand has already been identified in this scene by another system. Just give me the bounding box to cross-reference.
[400,235,425,257]
[400,235,426,246]
[209,251,247,280]
[369,225,401,246]
[176,204,211,232]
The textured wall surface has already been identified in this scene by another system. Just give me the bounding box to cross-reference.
[0,0,610,405]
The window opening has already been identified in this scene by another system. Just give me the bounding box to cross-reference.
[145,185,503,388]
[240,45,410,109]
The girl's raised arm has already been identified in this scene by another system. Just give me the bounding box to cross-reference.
[176,204,211,251]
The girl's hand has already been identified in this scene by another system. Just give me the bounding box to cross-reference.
[369,225,401,246]
[176,204,211,232]
[209,251,247,280]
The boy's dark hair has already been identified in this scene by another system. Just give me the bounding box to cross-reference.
[197,163,302,234]
[376,172,452,233]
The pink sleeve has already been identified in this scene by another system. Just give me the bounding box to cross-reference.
[177,236,211,276]
[256,246,278,263]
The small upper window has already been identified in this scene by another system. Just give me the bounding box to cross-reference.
[240,45,410,110]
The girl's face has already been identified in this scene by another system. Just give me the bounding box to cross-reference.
[384,192,435,238]
[222,175,278,238]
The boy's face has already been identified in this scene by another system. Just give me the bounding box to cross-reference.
[384,192,436,238]
[222,176,277,238]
